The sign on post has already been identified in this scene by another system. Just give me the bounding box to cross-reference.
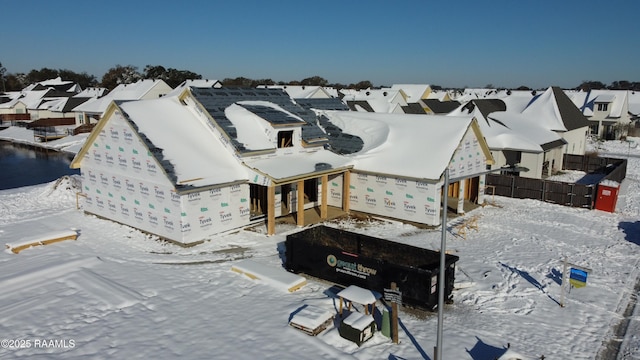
[384,283,401,344]
[560,257,592,307]
[569,268,588,288]
[384,288,402,304]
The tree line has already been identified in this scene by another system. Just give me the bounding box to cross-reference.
[1,62,639,92]
[0,63,376,92]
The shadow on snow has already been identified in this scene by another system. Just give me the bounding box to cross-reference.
[465,336,509,360]
[618,221,640,245]
[500,262,561,306]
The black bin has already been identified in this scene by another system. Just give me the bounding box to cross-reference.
[284,225,459,310]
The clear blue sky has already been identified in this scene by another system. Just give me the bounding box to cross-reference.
[2,0,638,89]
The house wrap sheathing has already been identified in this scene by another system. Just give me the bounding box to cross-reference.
[72,89,494,244]
[71,95,251,245]
[318,111,494,225]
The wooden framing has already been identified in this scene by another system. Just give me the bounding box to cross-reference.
[343,171,351,213]
[267,185,275,235]
[321,174,328,220]
[258,169,350,235]
[6,230,78,254]
[297,180,305,227]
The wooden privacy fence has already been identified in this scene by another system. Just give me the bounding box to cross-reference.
[485,154,627,210]
[486,174,595,208]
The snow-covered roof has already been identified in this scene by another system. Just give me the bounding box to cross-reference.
[343,89,405,104]
[258,85,332,99]
[74,87,108,98]
[449,102,543,153]
[319,111,488,180]
[426,90,451,101]
[488,111,566,148]
[0,89,52,109]
[38,98,68,112]
[223,100,307,151]
[242,150,352,182]
[343,89,407,114]
[73,79,172,115]
[22,77,74,92]
[450,88,537,113]
[37,97,91,113]
[566,89,628,118]
[190,87,328,151]
[521,88,567,132]
[73,96,248,189]
[390,84,431,102]
[121,97,248,188]
[166,79,222,97]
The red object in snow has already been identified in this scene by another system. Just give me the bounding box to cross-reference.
[595,181,620,213]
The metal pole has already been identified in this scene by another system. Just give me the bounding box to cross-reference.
[560,256,567,307]
[436,168,449,360]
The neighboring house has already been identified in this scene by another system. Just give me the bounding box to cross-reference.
[74,87,108,99]
[71,87,353,244]
[389,84,461,114]
[390,84,432,103]
[73,79,172,125]
[450,88,537,113]
[566,89,631,139]
[419,99,460,114]
[342,88,407,113]
[35,96,90,120]
[0,89,55,122]
[258,85,334,99]
[427,89,454,102]
[0,91,32,119]
[166,79,222,97]
[22,77,80,93]
[1,77,82,120]
[317,110,495,220]
[521,87,591,156]
[488,111,566,179]
[450,99,567,179]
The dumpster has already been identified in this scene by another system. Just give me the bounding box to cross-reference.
[595,179,620,213]
[284,225,459,310]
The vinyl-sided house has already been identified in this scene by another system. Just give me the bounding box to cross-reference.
[73,79,173,126]
[317,111,495,221]
[521,87,591,156]
[567,89,631,139]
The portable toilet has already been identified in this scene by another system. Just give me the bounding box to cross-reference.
[595,180,620,213]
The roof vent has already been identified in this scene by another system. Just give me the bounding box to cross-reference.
[315,162,332,171]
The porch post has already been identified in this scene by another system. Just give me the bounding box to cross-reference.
[267,185,275,235]
[321,174,328,220]
[478,174,486,205]
[457,180,465,214]
[297,180,305,227]
[342,171,351,213]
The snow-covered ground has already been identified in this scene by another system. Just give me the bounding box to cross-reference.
[0,134,638,359]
